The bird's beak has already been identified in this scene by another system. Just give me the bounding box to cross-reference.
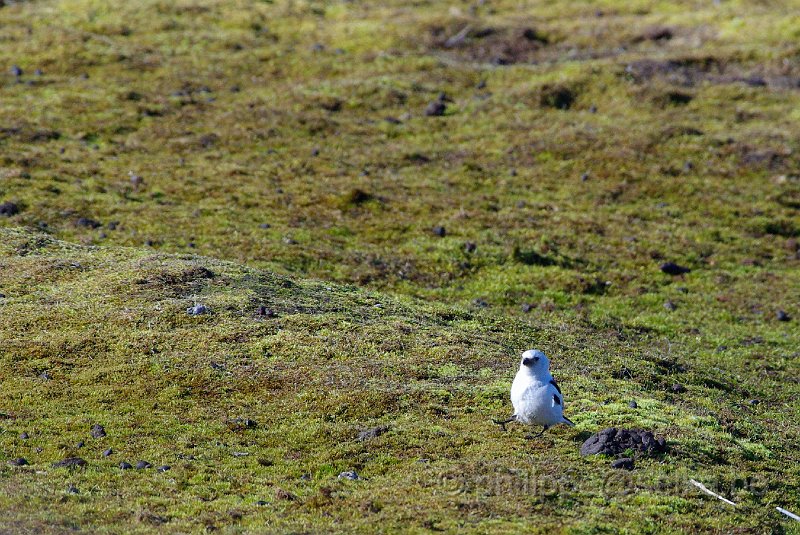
[522,357,533,366]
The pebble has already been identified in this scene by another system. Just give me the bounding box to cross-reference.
[660,262,690,276]
[67,485,79,494]
[20,432,29,440]
[671,383,686,393]
[337,470,360,480]
[432,226,446,237]
[464,242,476,253]
[357,425,388,442]
[52,457,87,468]
[10,65,22,77]
[75,441,85,448]
[8,458,28,466]
[664,300,677,311]
[119,462,133,470]
[628,400,638,409]
[611,458,634,470]
[136,460,152,469]
[102,448,113,457]
[0,201,20,216]
[91,424,106,438]
[424,100,447,117]
[259,223,271,229]
[187,304,208,315]
[521,303,535,313]
[157,465,171,472]
[777,310,791,322]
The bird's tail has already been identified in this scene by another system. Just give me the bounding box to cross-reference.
[562,416,575,427]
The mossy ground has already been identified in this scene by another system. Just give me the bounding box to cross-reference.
[0,0,799,532]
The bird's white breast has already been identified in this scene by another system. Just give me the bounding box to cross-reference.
[510,371,563,426]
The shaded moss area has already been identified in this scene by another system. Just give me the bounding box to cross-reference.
[0,229,798,532]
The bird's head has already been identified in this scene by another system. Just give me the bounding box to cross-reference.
[520,349,549,375]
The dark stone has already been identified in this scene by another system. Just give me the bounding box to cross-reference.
[432,226,446,237]
[19,432,29,439]
[464,241,477,253]
[257,306,277,317]
[67,485,79,494]
[540,85,575,110]
[580,172,589,181]
[275,488,296,501]
[521,303,535,313]
[660,262,690,275]
[580,428,667,457]
[52,457,87,468]
[424,100,447,117]
[628,400,638,409]
[0,201,20,216]
[472,298,489,308]
[8,458,28,466]
[187,304,208,315]
[91,424,106,438]
[357,425,388,441]
[611,457,635,470]
[157,465,171,472]
[671,383,686,393]
[259,223,271,229]
[310,148,320,157]
[256,500,269,506]
[226,418,257,431]
[664,300,677,311]
[777,310,791,322]
[11,65,22,77]
[119,462,133,470]
[338,470,360,480]
[102,448,113,457]
[135,460,151,469]
[75,441,85,448]
[76,217,101,229]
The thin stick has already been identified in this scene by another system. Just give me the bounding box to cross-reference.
[689,479,737,507]
[776,507,800,521]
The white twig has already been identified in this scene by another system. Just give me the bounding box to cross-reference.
[689,479,737,507]
[777,507,800,521]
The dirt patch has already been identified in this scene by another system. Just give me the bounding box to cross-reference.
[426,23,553,65]
[624,56,800,89]
[580,428,667,457]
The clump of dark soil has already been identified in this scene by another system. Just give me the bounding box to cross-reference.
[428,24,552,65]
[580,428,667,457]
[539,84,576,110]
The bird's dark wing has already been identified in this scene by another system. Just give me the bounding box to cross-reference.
[549,378,562,394]
[553,394,561,406]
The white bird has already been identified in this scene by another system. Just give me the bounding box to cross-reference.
[494,349,574,437]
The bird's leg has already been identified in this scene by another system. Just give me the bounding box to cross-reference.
[525,426,549,440]
[492,416,516,432]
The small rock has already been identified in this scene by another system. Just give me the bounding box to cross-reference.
[476,79,487,90]
[157,465,171,472]
[19,432,29,440]
[432,226,446,237]
[589,105,597,113]
[611,458,634,470]
[357,425,388,441]
[671,383,686,393]
[128,171,143,188]
[311,148,320,157]
[119,462,133,470]
[75,441,85,448]
[580,172,590,182]
[256,500,270,506]
[8,458,28,466]
[187,304,208,315]
[136,460,151,469]
[521,303,535,313]
[52,457,87,468]
[259,223,271,229]
[102,448,113,457]
[76,217,101,229]
[91,424,106,438]
[10,65,23,77]
[628,400,638,409]
[660,262,690,276]
[338,470,360,480]
[424,100,447,117]
[0,201,20,216]
[472,298,489,308]
[664,300,677,311]
[464,241,476,253]
[777,310,791,322]
[748,399,760,405]
[67,485,79,494]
